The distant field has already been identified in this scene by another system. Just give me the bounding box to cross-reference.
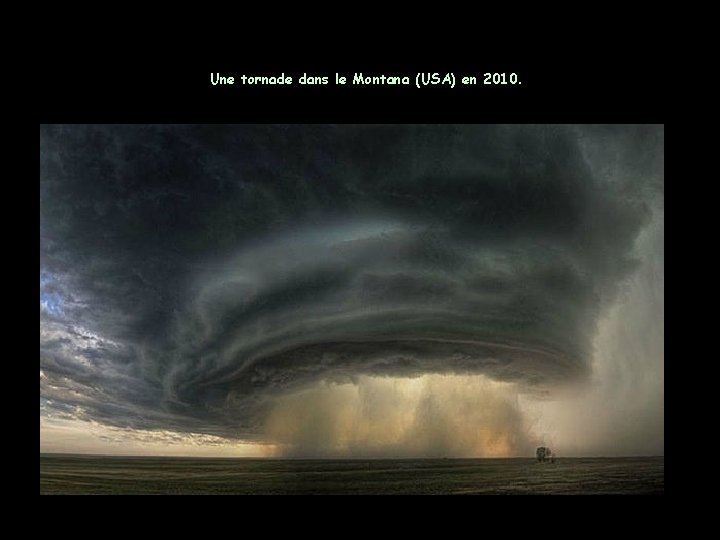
[40,455,663,495]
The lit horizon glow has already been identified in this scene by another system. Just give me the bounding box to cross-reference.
[40,125,663,458]
[42,373,528,458]
[40,416,276,457]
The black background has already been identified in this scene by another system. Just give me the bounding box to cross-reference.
[37,38,668,523]
[39,46,664,123]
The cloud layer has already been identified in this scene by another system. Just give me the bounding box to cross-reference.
[40,125,664,450]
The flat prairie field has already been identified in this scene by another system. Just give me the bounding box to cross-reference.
[39,455,663,495]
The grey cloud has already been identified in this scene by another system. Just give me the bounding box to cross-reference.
[39,124,663,442]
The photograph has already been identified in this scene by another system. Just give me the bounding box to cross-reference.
[39,123,664,495]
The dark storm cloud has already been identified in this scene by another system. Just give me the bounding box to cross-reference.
[39,124,663,439]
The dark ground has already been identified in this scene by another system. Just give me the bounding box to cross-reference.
[39,455,663,495]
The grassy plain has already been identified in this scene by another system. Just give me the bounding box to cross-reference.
[40,455,663,495]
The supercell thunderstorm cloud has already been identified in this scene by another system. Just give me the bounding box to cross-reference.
[40,125,664,457]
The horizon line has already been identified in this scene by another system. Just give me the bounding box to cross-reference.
[39,452,665,460]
